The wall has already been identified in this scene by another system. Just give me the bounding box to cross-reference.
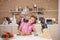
[0,0,58,24]
[58,0,60,40]
[48,24,59,40]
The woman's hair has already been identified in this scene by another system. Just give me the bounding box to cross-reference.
[23,18,28,23]
[31,15,37,24]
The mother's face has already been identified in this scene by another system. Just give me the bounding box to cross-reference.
[25,15,31,20]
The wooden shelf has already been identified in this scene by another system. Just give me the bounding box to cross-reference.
[9,11,44,13]
[9,11,45,15]
[9,11,21,13]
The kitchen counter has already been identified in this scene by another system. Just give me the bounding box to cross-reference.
[0,24,18,34]
[0,24,59,34]
[0,34,52,40]
[0,24,59,40]
[34,24,59,40]
[0,24,18,27]
[35,24,59,26]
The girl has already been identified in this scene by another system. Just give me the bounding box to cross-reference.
[18,16,37,36]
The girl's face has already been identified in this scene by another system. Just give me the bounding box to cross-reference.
[28,17,35,24]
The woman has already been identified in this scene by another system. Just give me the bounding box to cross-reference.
[18,14,32,29]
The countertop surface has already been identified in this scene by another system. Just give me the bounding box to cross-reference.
[0,34,52,40]
[0,24,59,27]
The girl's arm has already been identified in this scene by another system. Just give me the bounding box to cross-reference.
[32,26,36,35]
[18,22,27,35]
[18,26,25,35]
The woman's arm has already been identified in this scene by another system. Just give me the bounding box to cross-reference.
[18,26,22,34]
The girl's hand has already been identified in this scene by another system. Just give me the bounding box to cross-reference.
[20,32,25,36]
[25,32,30,35]
[18,30,24,35]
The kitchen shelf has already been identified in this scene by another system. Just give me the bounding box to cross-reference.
[9,11,44,13]
[0,10,57,13]
[9,11,21,13]
[9,10,45,15]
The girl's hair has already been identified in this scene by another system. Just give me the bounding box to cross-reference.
[31,16,37,24]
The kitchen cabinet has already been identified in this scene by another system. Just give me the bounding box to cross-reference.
[0,24,59,40]
[0,24,18,34]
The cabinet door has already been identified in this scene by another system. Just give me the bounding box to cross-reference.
[0,26,6,34]
[5,26,12,33]
[35,24,42,35]
[48,25,59,40]
[12,26,18,34]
